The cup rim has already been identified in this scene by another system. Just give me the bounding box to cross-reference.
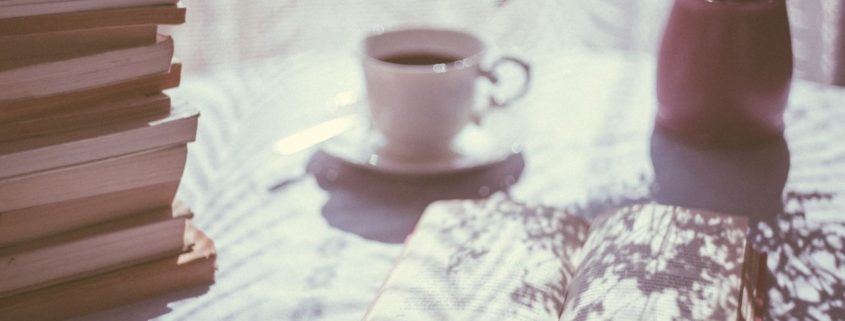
[360,26,486,74]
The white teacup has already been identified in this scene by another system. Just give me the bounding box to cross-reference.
[362,27,531,160]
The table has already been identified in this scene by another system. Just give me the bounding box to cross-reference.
[72,49,845,320]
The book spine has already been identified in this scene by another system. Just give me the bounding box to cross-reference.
[753,252,768,321]
[0,93,171,142]
[0,180,180,247]
[0,63,181,122]
[0,0,180,20]
[0,25,159,68]
[0,215,189,298]
[0,242,214,321]
[0,112,196,179]
[0,37,174,101]
[0,145,188,212]
[0,5,187,36]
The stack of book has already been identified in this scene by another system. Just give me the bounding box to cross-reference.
[0,1,216,320]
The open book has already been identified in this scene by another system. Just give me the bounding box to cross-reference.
[363,196,766,321]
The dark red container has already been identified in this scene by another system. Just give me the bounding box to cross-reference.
[656,0,793,146]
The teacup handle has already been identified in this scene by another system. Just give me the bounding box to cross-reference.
[473,56,532,123]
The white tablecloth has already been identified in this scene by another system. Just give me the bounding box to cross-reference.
[73,49,845,321]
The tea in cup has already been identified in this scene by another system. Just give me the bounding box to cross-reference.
[361,27,531,160]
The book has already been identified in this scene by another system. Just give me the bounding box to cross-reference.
[0,204,192,298]
[0,24,159,69]
[0,62,181,122]
[0,145,187,212]
[0,102,198,179]
[0,222,216,321]
[0,92,172,142]
[0,4,186,36]
[0,180,180,247]
[0,35,174,101]
[363,197,766,321]
[0,0,179,19]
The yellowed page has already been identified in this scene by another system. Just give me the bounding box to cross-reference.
[559,204,748,321]
[364,195,590,321]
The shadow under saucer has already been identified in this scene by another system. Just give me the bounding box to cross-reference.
[309,150,526,243]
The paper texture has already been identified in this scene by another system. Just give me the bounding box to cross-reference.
[364,196,590,321]
[560,205,749,321]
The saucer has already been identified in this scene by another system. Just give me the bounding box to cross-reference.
[320,119,519,176]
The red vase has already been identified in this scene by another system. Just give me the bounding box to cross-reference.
[656,0,793,146]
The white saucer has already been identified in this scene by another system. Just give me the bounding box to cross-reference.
[321,119,520,176]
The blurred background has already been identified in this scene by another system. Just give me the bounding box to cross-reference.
[164,0,845,85]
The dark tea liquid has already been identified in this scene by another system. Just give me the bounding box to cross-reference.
[379,53,461,65]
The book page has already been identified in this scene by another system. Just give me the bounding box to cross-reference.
[364,195,590,321]
[559,204,748,321]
